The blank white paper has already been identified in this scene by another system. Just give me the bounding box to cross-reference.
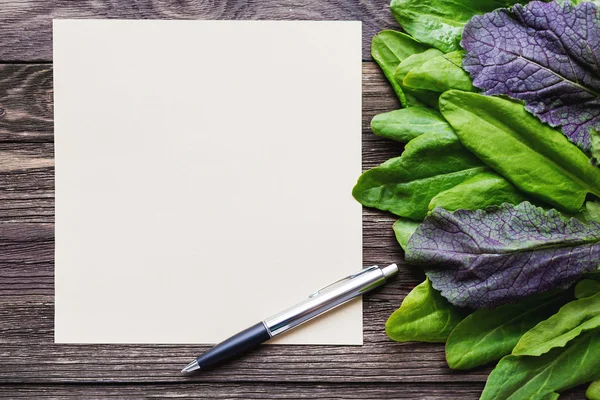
[53,20,363,344]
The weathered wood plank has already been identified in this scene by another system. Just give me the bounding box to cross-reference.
[0,0,398,62]
[0,65,53,142]
[0,383,589,399]
[0,382,488,399]
[0,142,53,222]
[0,382,486,399]
[0,298,490,383]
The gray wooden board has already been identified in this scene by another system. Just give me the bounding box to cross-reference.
[0,0,398,62]
[0,384,589,399]
[0,43,588,400]
[1,383,486,399]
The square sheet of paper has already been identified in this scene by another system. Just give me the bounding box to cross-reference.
[53,19,363,344]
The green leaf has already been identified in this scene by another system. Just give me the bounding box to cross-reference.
[542,393,560,400]
[439,91,600,213]
[576,280,600,299]
[394,49,444,109]
[591,128,600,167]
[428,171,528,212]
[481,329,600,400]
[389,0,528,53]
[513,293,600,356]
[587,380,600,400]
[568,0,600,7]
[392,218,421,250]
[371,30,428,106]
[584,201,600,224]
[352,130,486,220]
[445,291,568,370]
[403,51,474,93]
[371,107,453,143]
[394,49,444,83]
[402,91,440,109]
[386,278,466,343]
[587,270,600,283]
[393,49,443,107]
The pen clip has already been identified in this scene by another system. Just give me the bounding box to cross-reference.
[308,265,379,298]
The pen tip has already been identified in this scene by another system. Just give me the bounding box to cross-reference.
[181,360,200,374]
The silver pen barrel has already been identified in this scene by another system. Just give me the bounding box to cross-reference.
[263,264,398,337]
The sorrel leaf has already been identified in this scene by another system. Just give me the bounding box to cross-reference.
[593,129,600,166]
[371,107,452,143]
[439,90,600,212]
[371,30,428,106]
[394,49,444,83]
[403,51,474,93]
[392,218,420,250]
[462,1,600,151]
[513,292,600,356]
[386,278,466,342]
[352,130,485,220]
[480,329,600,399]
[575,280,600,299]
[584,201,600,223]
[389,0,531,53]
[588,380,600,400]
[406,202,600,308]
[393,49,443,107]
[446,291,569,370]
[428,171,527,212]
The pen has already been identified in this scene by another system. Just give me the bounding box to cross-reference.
[181,263,398,373]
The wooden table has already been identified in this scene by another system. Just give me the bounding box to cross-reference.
[0,1,588,398]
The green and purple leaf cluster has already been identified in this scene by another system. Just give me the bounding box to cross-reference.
[358,0,600,398]
[462,1,600,152]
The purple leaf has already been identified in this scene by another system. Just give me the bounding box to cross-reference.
[462,1,600,152]
[406,202,600,308]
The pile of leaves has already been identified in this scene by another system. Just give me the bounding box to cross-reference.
[355,0,600,398]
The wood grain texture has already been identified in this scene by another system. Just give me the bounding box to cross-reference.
[0,142,53,222]
[0,383,587,399]
[0,65,53,142]
[0,0,398,62]
[0,383,488,399]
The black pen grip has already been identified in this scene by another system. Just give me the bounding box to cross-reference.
[196,322,271,369]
